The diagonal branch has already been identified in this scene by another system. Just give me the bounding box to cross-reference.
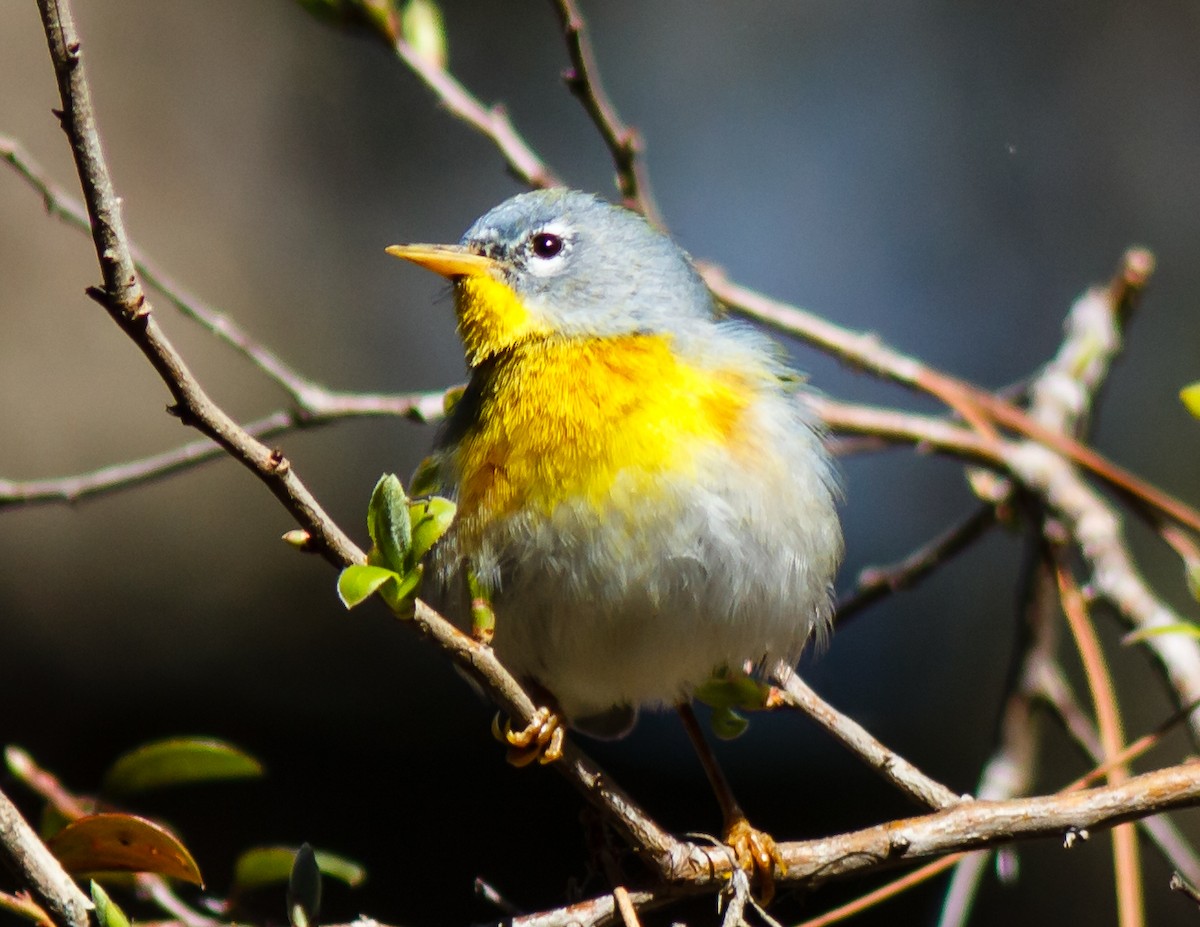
[774,673,962,811]
[0,133,442,425]
[834,504,997,625]
[0,786,90,927]
[547,0,663,225]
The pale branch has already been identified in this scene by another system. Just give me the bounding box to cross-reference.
[1031,663,1200,884]
[1009,442,1200,742]
[833,504,997,625]
[944,255,1157,927]
[36,0,360,568]
[508,890,658,927]
[547,0,663,226]
[773,673,963,811]
[0,134,447,428]
[0,389,445,509]
[774,760,1200,888]
[703,260,1200,538]
[809,396,1200,745]
[0,786,90,927]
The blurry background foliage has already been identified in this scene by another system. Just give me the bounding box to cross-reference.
[3,2,1200,924]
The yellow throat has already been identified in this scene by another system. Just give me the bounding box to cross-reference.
[451,327,753,548]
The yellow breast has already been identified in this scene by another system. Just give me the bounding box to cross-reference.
[451,334,752,546]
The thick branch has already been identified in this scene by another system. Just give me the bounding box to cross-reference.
[0,786,90,927]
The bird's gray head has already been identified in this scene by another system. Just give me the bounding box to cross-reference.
[459,188,716,338]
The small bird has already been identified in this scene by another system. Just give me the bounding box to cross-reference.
[388,189,841,887]
[389,187,841,729]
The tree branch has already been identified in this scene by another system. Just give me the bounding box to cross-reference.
[547,0,663,225]
[35,0,361,568]
[774,673,963,811]
[0,786,90,927]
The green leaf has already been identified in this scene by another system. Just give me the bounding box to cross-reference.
[401,0,447,68]
[288,844,322,927]
[1188,562,1200,602]
[407,496,456,566]
[101,737,263,797]
[441,385,466,417]
[694,670,773,713]
[232,846,366,895]
[1182,382,1200,419]
[367,474,412,573]
[48,814,204,886]
[1124,622,1200,645]
[378,565,422,614]
[408,455,442,498]
[90,881,131,927]
[337,564,400,609]
[709,706,750,740]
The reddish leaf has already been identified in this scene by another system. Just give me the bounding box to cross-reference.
[47,814,203,886]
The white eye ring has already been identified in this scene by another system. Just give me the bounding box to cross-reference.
[525,220,573,277]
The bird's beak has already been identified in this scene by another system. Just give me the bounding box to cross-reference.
[385,243,497,279]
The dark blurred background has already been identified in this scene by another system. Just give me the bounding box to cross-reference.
[3,2,1200,924]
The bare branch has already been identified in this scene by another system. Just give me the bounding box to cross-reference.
[0,388,446,509]
[384,27,560,188]
[834,505,997,625]
[774,673,962,811]
[0,786,90,927]
[1054,555,1144,927]
[547,0,663,225]
[776,760,1200,887]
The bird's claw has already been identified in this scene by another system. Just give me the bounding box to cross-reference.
[491,707,565,766]
[724,816,785,906]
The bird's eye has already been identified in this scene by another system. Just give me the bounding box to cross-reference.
[531,232,564,259]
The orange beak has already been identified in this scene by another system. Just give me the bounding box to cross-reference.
[385,243,497,278]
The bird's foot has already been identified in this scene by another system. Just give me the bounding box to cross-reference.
[492,706,565,766]
[724,816,786,906]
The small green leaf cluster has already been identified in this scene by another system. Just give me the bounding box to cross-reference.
[293,0,446,62]
[693,669,775,740]
[337,474,455,615]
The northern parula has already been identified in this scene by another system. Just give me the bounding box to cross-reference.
[388,188,842,745]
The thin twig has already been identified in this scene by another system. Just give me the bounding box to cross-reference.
[611,887,641,927]
[1055,556,1143,927]
[0,392,445,509]
[774,673,962,811]
[1037,671,1200,882]
[704,261,1200,537]
[509,890,658,927]
[834,505,997,624]
[0,891,54,927]
[938,549,1059,927]
[1170,871,1200,907]
[385,29,559,188]
[547,0,663,225]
